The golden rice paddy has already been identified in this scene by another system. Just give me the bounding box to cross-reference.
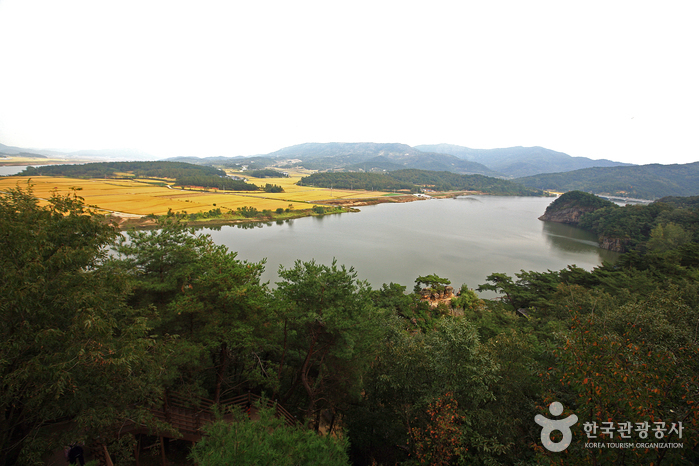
[0,170,390,217]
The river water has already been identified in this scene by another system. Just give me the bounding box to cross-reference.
[0,165,30,176]
[202,196,618,294]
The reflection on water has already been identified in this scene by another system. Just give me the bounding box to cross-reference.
[204,196,619,293]
[542,221,617,260]
[236,222,269,230]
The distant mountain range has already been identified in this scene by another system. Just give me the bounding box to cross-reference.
[249,142,632,178]
[516,162,699,199]
[415,144,633,177]
[2,140,633,178]
[0,142,155,161]
[6,139,698,198]
[254,142,500,176]
[164,143,699,198]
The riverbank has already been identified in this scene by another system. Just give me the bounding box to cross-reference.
[111,206,352,230]
[109,190,495,230]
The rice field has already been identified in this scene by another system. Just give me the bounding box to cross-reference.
[0,171,390,216]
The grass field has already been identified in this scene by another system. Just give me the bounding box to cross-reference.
[0,170,390,217]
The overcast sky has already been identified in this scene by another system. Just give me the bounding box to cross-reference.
[0,0,697,165]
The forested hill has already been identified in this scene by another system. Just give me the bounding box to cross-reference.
[19,161,225,179]
[298,169,544,196]
[18,161,265,191]
[538,190,616,224]
[516,161,699,199]
[415,144,631,177]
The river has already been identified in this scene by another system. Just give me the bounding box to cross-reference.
[201,195,618,295]
[0,165,30,176]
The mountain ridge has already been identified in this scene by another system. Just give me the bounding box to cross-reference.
[516,162,699,199]
[415,143,633,177]
[251,142,499,175]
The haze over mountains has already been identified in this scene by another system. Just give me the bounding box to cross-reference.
[415,144,633,177]
[2,140,632,178]
[168,142,631,178]
[5,139,699,199]
[252,142,500,176]
[0,142,155,161]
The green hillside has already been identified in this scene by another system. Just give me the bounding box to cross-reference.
[298,169,544,196]
[516,162,699,199]
[19,161,225,179]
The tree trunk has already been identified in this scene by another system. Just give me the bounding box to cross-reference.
[301,332,319,421]
[273,319,288,400]
[214,342,228,404]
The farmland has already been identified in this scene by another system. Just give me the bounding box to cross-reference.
[0,169,398,227]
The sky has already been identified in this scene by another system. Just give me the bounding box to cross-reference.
[0,0,697,165]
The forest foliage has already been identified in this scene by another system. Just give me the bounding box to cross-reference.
[19,161,225,179]
[173,175,259,191]
[299,169,545,196]
[1,186,698,465]
[16,161,286,192]
[246,169,289,178]
[578,197,699,253]
[543,190,616,212]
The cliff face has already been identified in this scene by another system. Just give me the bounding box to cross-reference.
[419,286,454,305]
[538,206,597,224]
[538,191,623,252]
[538,191,616,226]
[539,205,627,252]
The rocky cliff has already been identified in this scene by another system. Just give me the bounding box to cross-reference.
[539,191,616,224]
[419,286,454,305]
[538,206,597,224]
[538,191,622,251]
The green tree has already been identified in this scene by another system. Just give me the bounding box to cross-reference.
[111,216,213,310]
[477,272,518,307]
[451,284,482,311]
[370,282,436,333]
[274,260,384,429]
[237,206,259,218]
[111,217,269,401]
[190,402,349,466]
[0,186,165,465]
[347,317,505,465]
[414,273,451,294]
[646,222,693,253]
[478,270,564,311]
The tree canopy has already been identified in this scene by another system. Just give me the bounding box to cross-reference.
[0,186,166,464]
[298,169,545,195]
[2,186,699,465]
